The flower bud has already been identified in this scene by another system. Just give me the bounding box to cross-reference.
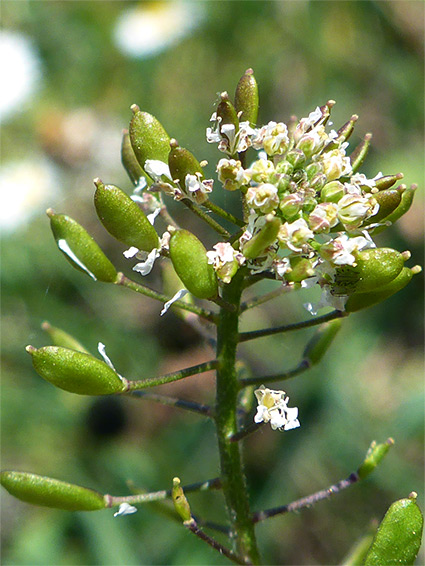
[234,68,259,125]
[285,148,306,169]
[94,179,159,252]
[172,477,192,522]
[169,230,218,299]
[344,266,416,312]
[26,345,128,395]
[41,321,89,354]
[279,193,303,220]
[333,248,405,295]
[129,106,170,169]
[320,181,345,203]
[303,319,342,366]
[284,256,315,283]
[275,160,294,176]
[121,130,150,186]
[364,493,423,566]
[47,210,118,283]
[357,439,394,480]
[243,215,281,260]
[349,133,372,173]
[1,471,106,511]
[168,140,204,186]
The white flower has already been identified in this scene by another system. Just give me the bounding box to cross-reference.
[206,242,245,283]
[320,148,352,181]
[132,247,160,276]
[277,218,314,252]
[114,502,138,517]
[304,285,348,315]
[216,158,249,191]
[320,234,374,266]
[254,385,300,431]
[252,121,289,156]
[245,155,275,184]
[337,193,379,230]
[246,183,279,213]
[185,173,213,204]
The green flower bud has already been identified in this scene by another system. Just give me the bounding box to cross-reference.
[121,129,151,186]
[242,215,281,260]
[326,115,358,152]
[364,493,423,566]
[47,209,118,283]
[305,162,322,180]
[357,439,394,480]
[285,256,315,282]
[1,471,106,511]
[216,91,239,134]
[275,160,294,176]
[169,230,218,299]
[41,321,89,354]
[345,266,416,312]
[129,105,170,169]
[285,148,306,169]
[320,181,345,203]
[234,68,259,125]
[172,477,191,522]
[349,133,372,173]
[168,139,204,186]
[309,173,327,192]
[94,179,159,252]
[365,188,403,224]
[333,248,405,295]
[26,345,128,395]
[303,319,342,366]
[374,172,404,191]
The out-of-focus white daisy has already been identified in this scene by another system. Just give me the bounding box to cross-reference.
[0,159,58,233]
[0,30,41,122]
[114,1,205,58]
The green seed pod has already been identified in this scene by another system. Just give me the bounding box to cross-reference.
[242,215,281,260]
[47,209,118,283]
[168,139,204,186]
[1,471,106,511]
[234,68,259,125]
[326,115,358,152]
[41,321,90,354]
[94,179,159,252]
[303,319,342,366]
[217,91,239,135]
[26,345,128,395]
[172,477,191,522]
[333,248,405,295]
[364,493,423,566]
[129,105,170,169]
[169,230,218,299]
[374,172,403,191]
[349,133,372,173]
[365,188,403,224]
[357,439,394,480]
[345,266,415,313]
[372,184,417,236]
[121,129,151,186]
[285,257,315,283]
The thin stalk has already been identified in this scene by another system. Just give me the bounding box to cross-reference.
[228,422,266,443]
[252,472,359,523]
[126,359,219,391]
[215,269,261,564]
[239,360,310,388]
[181,198,231,238]
[116,273,218,324]
[203,199,245,227]
[241,287,289,312]
[127,390,213,418]
[239,310,347,343]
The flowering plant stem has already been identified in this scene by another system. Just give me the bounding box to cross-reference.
[215,267,262,564]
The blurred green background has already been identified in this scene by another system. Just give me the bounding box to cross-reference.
[1,1,423,564]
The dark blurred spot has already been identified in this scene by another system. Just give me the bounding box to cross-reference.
[85,396,127,440]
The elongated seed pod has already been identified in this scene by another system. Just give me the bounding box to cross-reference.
[242,215,281,260]
[94,179,159,252]
[357,439,394,480]
[303,319,342,366]
[47,210,117,283]
[1,471,106,511]
[364,494,423,566]
[169,230,218,299]
[129,106,170,169]
[349,133,372,173]
[217,92,239,134]
[26,345,127,395]
[168,140,204,185]
[41,321,90,354]
[365,188,403,224]
[121,129,150,186]
[333,248,405,295]
[234,68,259,125]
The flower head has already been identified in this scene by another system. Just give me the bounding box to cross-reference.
[254,385,300,431]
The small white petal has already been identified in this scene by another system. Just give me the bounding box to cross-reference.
[147,207,161,225]
[160,289,189,316]
[113,502,138,517]
[144,159,171,180]
[133,248,160,276]
[97,342,116,370]
[57,239,97,281]
[123,246,139,259]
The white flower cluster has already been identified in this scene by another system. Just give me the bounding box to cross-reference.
[254,385,300,431]
[206,102,392,310]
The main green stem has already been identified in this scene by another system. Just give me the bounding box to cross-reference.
[215,269,261,565]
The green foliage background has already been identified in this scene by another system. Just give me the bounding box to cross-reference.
[1,2,423,564]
